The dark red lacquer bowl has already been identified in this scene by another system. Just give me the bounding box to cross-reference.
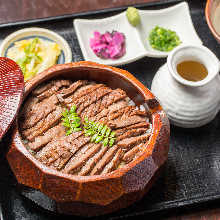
[6,61,170,216]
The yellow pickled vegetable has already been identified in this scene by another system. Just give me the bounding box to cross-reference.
[7,37,61,81]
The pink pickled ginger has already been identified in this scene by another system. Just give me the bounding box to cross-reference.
[90,30,126,59]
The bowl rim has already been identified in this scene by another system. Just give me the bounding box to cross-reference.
[205,0,220,42]
[9,61,169,183]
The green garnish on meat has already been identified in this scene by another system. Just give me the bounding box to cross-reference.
[83,117,116,147]
[148,26,181,52]
[61,105,82,136]
[61,105,116,147]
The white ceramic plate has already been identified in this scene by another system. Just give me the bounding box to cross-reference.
[0,27,72,64]
[74,2,202,66]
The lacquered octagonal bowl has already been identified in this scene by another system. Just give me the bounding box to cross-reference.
[6,61,170,217]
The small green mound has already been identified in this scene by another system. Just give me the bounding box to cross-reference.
[148,26,181,52]
[126,7,140,26]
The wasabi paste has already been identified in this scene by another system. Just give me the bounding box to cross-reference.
[126,7,140,26]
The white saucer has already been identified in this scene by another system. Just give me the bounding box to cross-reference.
[74,2,202,66]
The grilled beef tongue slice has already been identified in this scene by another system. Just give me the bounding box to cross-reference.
[78,146,108,176]
[117,133,150,151]
[101,148,122,174]
[56,80,88,101]
[80,102,96,120]
[64,143,101,174]
[19,97,39,121]
[64,83,103,105]
[21,94,59,130]
[32,81,54,96]
[22,106,64,141]
[115,121,150,136]
[51,142,94,171]
[116,128,148,143]
[107,100,127,114]
[108,115,146,129]
[73,81,96,98]
[37,79,71,101]
[36,131,84,165]
[50,136,92,170]
[107,106,134,121]
[90,145,118,175]
[50,134,91,166]
[90,100,127,122]
[28,124,66,152]
[123,143,143,163]
[99,88,127,110]
[75,87,112,114]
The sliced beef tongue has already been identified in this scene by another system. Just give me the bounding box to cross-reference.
[56,80,88,101]
[74,87,112,114]
[22,106,64,141]
[37,79,72,101]
[115,121,150,137]
[73,81,96,98]
[32,81,54,96]
[78,146,108,176]
[122,143,143,163]
[91,109,109,122]
[19,96,39,119]
[116,128,148,143]
[51,142,94,171]
[51,135,92,170]
[28,124,66,152]
[101,148,122,174]
[90,100,127,122]
[64,83,103,105]
[54,79,72,88]
[36,131,84,166]
[107,106,134,121]
[80,103,96,120]
[108,115,146,129]
[117,133,150,151]
[99,88,127,111]
[107,100,127,114]
[49,135,91,168]
[63,143,101,174]
[80,98,102,121]
[21,94,59,130]
[90,145,118,175]
[21,79,152,176]
[129,109,148,117]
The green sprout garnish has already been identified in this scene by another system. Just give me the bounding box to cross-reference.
[61,105,116,147]
[61,105,82,136]
[83,117,116,147]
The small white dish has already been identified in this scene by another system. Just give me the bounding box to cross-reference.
[0,27,72,64]
[74,2,202,66]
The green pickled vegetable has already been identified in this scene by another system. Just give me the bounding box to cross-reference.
[15,37,43,81]
[148,26,181,52]
[25,37,39,54]
[126,7,140,26]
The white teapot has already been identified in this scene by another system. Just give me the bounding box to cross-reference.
[151,44,220,128]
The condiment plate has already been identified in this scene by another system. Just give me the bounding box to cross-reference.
[74,2,202,66]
